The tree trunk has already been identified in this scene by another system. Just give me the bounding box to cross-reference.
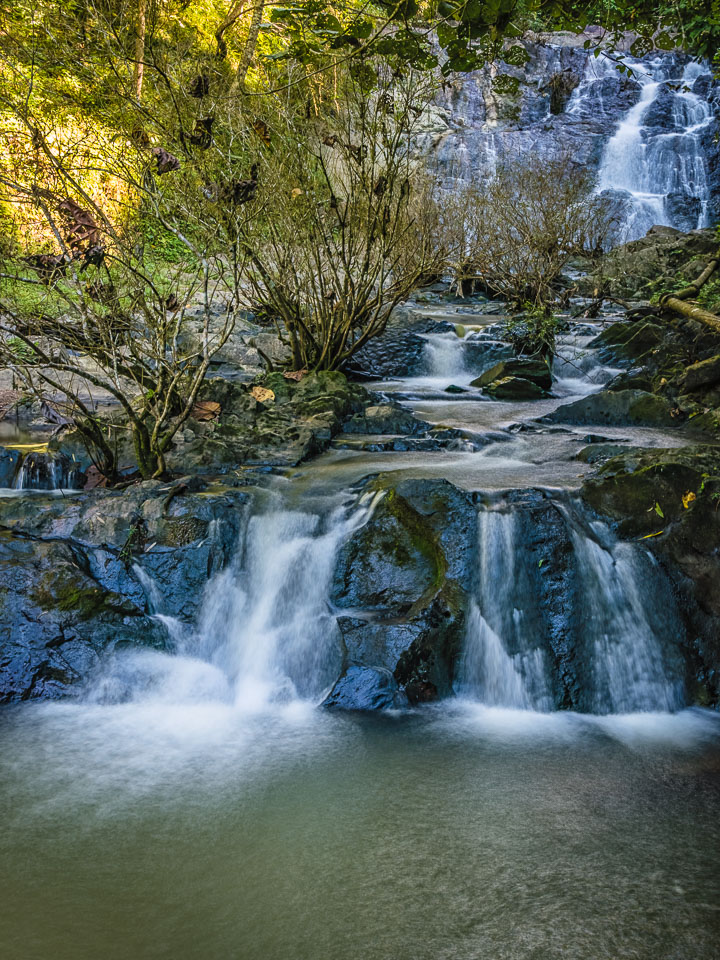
[236,1,264,91]
[134,0,147,100]
[660,295,720,334]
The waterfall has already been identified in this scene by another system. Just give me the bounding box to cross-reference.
[11,449,83,490]
[455,508,554,710]
[456,501,686,714]
[596,57,714,240]
[89,492,384,711]
[423,332,467,378]
[570,520,685,714]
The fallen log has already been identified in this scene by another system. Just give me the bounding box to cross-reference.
[671,254,720,302]
[659,294,720,334]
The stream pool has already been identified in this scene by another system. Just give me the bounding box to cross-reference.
[1,702,719,960]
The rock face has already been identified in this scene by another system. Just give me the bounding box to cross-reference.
[427,39,719,236]
[0,482,247,701]
[328,478,478,707]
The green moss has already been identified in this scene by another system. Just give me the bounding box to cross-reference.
[382,488,448,613]
[32,567,123,620]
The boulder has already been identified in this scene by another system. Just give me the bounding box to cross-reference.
[331,478,476,703]
[471,356,552,391]
[0,482,248,701]
[583,227,718,299]
[323,666,406,711]
[544,389,678,427]
[681,354,720,393]
[484,377,548,400]
[343,404,430,436]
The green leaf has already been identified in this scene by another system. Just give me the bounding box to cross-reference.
[654,502,665,518]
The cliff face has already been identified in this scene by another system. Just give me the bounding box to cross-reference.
[420,35,720,241]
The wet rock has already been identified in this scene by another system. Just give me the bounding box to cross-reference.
[590,319,664,365]
[0,482,248,701]
[323,666,406,711]
[471,357,552,391]
[581,445,720,704]
[575,443,631,464]
[681,354,720,393]
[485,377,548,400]
[331,478,476,701]
[544,389,678,427]
[343,404,430,436]
[0,447,22,487]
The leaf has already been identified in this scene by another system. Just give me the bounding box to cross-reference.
[654,502,665,518]
[191,400,221,421]
[682,491,697,509]
[630,35,654,58]
[638,530,664,540]
[283,369,307,381]
[250,386,275,404]
[538,559,544,569]
[251,119,271,146]
[291,188,303,198]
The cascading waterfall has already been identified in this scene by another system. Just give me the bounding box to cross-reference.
[596,57,714,239]
[422,332,467,378]
[90,491,384,710]
[570,519,685,714]
[455,508,554,710]
[456,501,686,714]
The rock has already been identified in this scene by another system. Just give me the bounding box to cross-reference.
[544,389,678,427]
[0,482,248,701]
[584,227,718,299]
[575,443,631,464]
[471,356,552,391]
[444,384,468,394]
[681,354,720,392]
[665,192,703,232]
[582,445,720,703]
[485,377,548,400]
[0,447,22,487]
[590,319,664,364]
[343,404,430,436]
[331,478,476,700]
[323,666,406,711]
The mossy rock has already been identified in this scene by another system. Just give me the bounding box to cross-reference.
[545,389,678,427]
[32,563,140,620]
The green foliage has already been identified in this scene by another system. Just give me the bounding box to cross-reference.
[505,305,560,358]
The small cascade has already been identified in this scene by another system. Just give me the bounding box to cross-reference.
[11,449,83,491]
[90,492,384,710]
[422,332,467,379]
[596,57,715,239]
[455,508,554,710]
[456,499,686,714]
[569,519,685,714]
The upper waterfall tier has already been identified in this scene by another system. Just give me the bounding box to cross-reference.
[426,37,719,242]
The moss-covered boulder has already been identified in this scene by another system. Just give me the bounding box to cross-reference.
[544,389,679,427]
[582,227,718,300]
[328,477,477,707]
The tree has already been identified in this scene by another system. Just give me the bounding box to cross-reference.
[240,66,441,372]
[0,103,256,480]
